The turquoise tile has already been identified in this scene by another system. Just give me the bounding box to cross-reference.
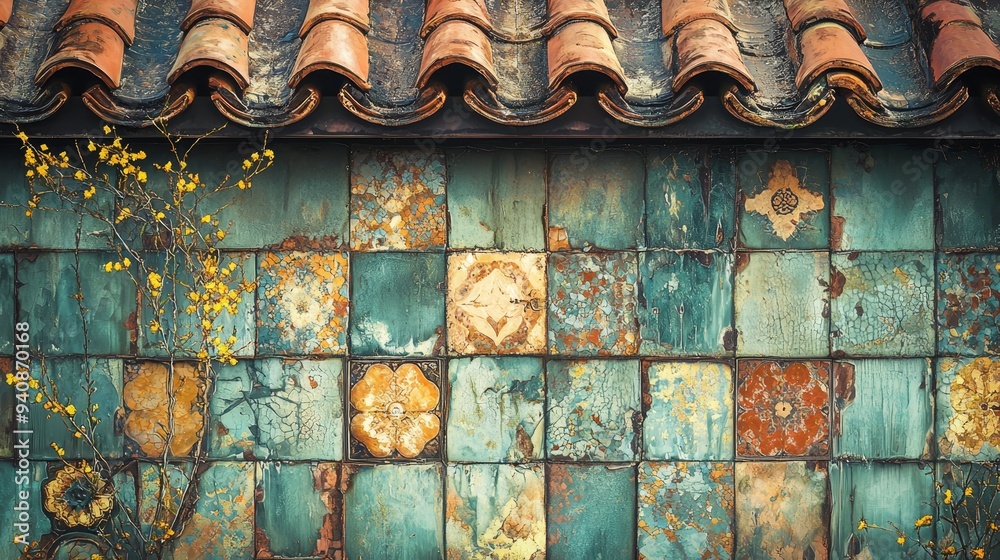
[738,151,830,249]
[638,250,734,356]
[0,253,13,354]
[830,145,934,251]
[734,251,830,357]
[937,357,1000,460]
[256,462,342,559]
[548,150,645,250]
[831,463,934,560]
[168,462,255,560]
[446,463,545,559]
[936,462,1000,553]
[644,362,733,461]
[350,252,445,356]
[831,252,934,356]
[547,359,640,461]
[833,359,932,459]
[447,149,546,251]
[937,149,1000,249]
[344,464,444,560]
[646,146,735,250]
[0,462,50,548]
[209,358,343,460]
[0,358,11,458]
[18,252,137,355]
[938,253,1000,356]
[447,357,544,462]
[638,462,734,559]
[547,252,639,356]
[547,464,636,560]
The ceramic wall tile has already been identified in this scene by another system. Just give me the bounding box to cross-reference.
[738,151,830,249]
[0,253,12,354]
[937,150,1000,249]
[122,361,207,458]
[547,464,636,560]
[937,356,1000,460]
[938,253,1000,356]
[737,360,831,458]
[256,462,343,559]
[168,462,255,560]
[643,361,734,461]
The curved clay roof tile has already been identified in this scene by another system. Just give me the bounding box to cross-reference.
[418,19,497,88]
[35,21,126,89]
[546,0,617,38]
[922,0,1000,89]
[784,0,866,42]
[300,0,370,36]
[796,22,881,91]
[168,18,250,90]
[673,18,754,92]
[421,0,490,37]
[662,0,735,38]
[182,0,255,34]
[0,0,11,27]
[290,18,370,90]
[547,20,626,92]
[55,0,137,45]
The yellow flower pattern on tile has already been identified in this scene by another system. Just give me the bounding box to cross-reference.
[350,363,440,458]
[946,357,1000,455]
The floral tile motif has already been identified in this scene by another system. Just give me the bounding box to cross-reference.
[447,357,544,462]
[547,359,641,461]
[446,464,545,559]
[833,359,932,459]
[547,252,639,356]
[937,357,1000,460]
[734,251,830,357]
[646,146,735,250]
[350,148,446,251]
[209,359,343,460]
[0,253,12,354]
[344,464,443,559]
[256,462,342,559]
[737,360,830,458]
[348,360,442,460]
[735,461,829,560]
[638,251,734,356]
[447,252,546,355]
[936,149,1000,249]
[643,362,734,461]
[739,152,829,249]
[123,361,207,458]
[638,462,734,560]
[831,251,934,356]
[350,252,445,356]
[257,251,349,355]
[938,253,1000,355]
[169,462,254,559]
[548,464,636,560]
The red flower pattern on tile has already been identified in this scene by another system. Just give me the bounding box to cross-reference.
[737,360,830,457]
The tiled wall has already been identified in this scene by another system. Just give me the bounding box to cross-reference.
[2,142,999,559]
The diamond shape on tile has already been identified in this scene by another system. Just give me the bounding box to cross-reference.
[646,146,735,250]
[734,251,829,357]
[639,462,734,559]
[738,151,830,249]
[446,464,545,559]
[169,462,254,560]
[256,462,342,559]
[548,464,636,560]
[350,252,445,356]
[548,150,645,250]
[210,358,343,460]
[643,361,733,461]
[547,252,639,356]
[638,250,734,356]
[833,359,932,459]
[257,251,349,355]
[735,462,829,560]
[350,148,446,251]
[0,254,12,354]
[547,359,640,461]
[348,360,442,460]
[447,357,544,462]
[938,253,1000,356]
[737,360,830,458]
[123,361,207,458]
[937,149,1000,249]
[831,252,934,357]
[938,357,1000,460]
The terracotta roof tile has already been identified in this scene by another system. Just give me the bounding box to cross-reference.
[796,22,880,90]
[547,20,625,91]
[545,0,617,37]
[662,0,733,37]
[421,0,489,36]
[301,0,369,35]
[923,0,1000,90]
[169,18,250,90]
[783,0,865,40]
[55,0,137,45]
[291,18,370,90]
[36,21,126,89]
[0,0,12,27]
[672,18,752,92]
[418,19,496,89]
[182,0,255,34]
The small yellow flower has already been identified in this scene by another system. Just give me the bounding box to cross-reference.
[74,170,86,181]
[163,161,172,172]
[65,404,76,415]
[263,149,274,159]
[122,257,131,268]
[155,211,165,220]
[113,262,122,271]
[28,378,39,389]
[897,535,905,545]
[136,170,147,183]
[216,229,226,240]
[104,262,114,273]
[4,373,14,385]
[965,487,973,497]
[87,140,96,152]
[102,125,112,134]
[50,443,65,457]
[15,131,28,141]
[149,320,160,334]
[39,143,48,151]
[83,186,94,199]
[228,358,237,366]
[915,515,933,528]
[944,489,952,505]
[971,549,985,559]
[201,214,212,223]
[35,393,42,403]
[242,159,251,170]
[941,546,956,555]
[857,520,868,531]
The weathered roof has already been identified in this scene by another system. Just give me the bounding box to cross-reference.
[1,0,999,129]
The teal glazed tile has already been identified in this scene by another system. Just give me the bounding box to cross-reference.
[547,464,636,559]
[548,149,645,250]
[547,359,640,461]
[169,462,255,559]
[638,462,734,559]
[256,251,350,355]
[734,251,830,357]
[0,358,11,458]
[209,358,343,460]
[644,361,734,461]
[830,252,934,357]
[350,148,447,251]
[646,146,735,250]
[256,462,343,559]
[833,359,932,459]
[937,357,1000,460]
[938,253,1000,355]
[18,252,137,355]
[0,462,49,547]
[831,463,934,560]
[0,253,13,354]
[344,464,444,560]
[735,461,829,560]
[350,252,445,356]
[447,149,546,251]
[547,252,639,356]
[446,463,546,559]
[830,145,934,251]
[936,462,1000,553]
[638,250,734,356]
[28,358,123,459]
[937,149,1000,249]
[738,150,830,249]
[447,357,544,462]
